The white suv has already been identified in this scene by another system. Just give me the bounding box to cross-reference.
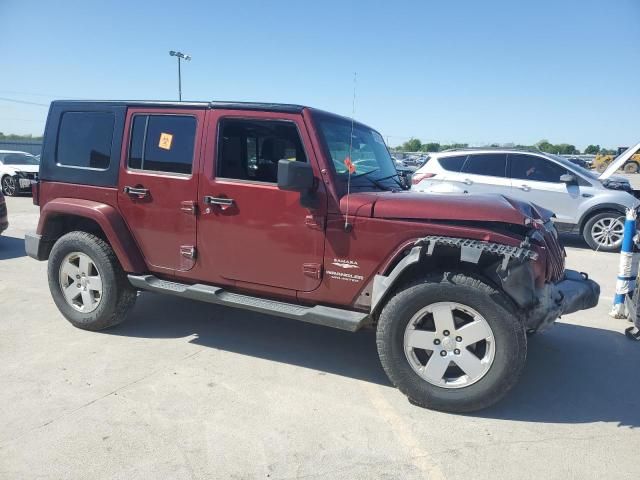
[411,145,640,251]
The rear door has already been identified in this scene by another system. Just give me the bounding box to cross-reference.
[458,153,510,195]
[508,153,582,223]
[118,108,205,273]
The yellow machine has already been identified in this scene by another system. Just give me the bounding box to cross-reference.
[594,147,640,173]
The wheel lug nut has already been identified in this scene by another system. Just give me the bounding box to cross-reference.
[440,351,447,357]
[454,349,460,355]
[456,336,462,342]
[434,339,441,345]
[443,330,450,336]
[76,275,80,279]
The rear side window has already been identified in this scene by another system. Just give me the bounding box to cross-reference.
[56,111,114,170]
[437,155,467,172]
[128,115,196,174]
[462,153,507,177]
[509,154,567,183]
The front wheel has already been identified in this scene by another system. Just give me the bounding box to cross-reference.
[1,175,17,196]
[583,211,625,252]
[376,272,527,413]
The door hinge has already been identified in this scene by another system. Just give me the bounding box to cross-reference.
[303,263,322,279]
[180,200,197,215]
[180,245,197,259]
[305,215,325,231]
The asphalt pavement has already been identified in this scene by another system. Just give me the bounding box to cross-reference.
[1,191,639,480]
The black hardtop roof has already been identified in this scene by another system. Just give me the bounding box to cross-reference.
[49,100,379,132]
[50,99,306,113]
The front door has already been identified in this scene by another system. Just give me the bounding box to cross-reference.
[508,153,583,224]
[196,112,326,292]
[118,108,204,273]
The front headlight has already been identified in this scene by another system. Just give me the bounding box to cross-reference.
[14,171,27,178]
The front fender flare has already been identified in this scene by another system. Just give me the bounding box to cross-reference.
[37,198,146,273]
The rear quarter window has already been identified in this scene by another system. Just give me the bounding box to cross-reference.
[56,111,115,170]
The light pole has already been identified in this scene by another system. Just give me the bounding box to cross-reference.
[169,50,191,101]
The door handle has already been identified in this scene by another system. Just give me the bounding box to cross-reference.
[203,196,234,210]
[463,178,473,185]
[519,184,531,191]
[123,186,150,198]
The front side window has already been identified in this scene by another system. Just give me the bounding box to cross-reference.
[314,112,399,191]
[509,154,567,183]
[57,111,114,169]
[462,153,507,177]
[128,115,196,174]
[217,119,306,183]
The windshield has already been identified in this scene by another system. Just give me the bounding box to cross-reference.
[314,113,399,190]
[0,153,40,165]
[546,153,598,180]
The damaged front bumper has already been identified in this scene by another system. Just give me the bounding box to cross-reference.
[523,270,600,331]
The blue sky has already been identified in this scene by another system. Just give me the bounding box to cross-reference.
[1,0,638,148]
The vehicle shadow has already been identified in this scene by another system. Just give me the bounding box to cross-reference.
[478,322,640,427]
[110,293,640,427]
[0,235,26,260]
[109,292,391,386]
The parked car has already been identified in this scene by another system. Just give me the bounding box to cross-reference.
[26,100,599,413]
[412,147,640,251]
[0,190,7,235]
[566,156,589,169]
[0,150,40,196]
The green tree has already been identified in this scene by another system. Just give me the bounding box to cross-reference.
[535,139,555,153]
[401,138,422,152]
[421,142,441,152]
[584,144,600,154]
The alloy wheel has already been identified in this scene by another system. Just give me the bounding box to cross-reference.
[403,302,495,389]
[2,176,16,196]
[591,217,624,249]
[58,252,103,313]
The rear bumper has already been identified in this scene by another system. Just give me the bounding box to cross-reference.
[524,270,600,331]
[25,232,47,260]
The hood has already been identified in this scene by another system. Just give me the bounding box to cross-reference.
[3,164,39,174]
[340,191,552,225]
[600,142,640,179]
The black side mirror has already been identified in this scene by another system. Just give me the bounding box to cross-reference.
[560,173,576,184]
[277,160,314,192]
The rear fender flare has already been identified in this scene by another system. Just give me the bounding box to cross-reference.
[37,198,146,273]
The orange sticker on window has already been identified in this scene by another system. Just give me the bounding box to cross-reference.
[158,132,173,150]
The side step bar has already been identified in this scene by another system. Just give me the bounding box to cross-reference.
[128,275,370,332]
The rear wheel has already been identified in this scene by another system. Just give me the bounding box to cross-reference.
[624,162,639,174]
[376,272,526,413]
[48,231,136,330]
[583,211,625,252]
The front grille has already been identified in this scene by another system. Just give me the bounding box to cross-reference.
[542,227,565,282]
[23,172,38,180]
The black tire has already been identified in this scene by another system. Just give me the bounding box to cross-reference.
[582,211,625,252]
[376,272,527,413]
[1,175,17,196]
[624,161,639,174]
[48,231,136,331]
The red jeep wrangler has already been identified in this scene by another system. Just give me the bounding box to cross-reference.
[26,100,599,412]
